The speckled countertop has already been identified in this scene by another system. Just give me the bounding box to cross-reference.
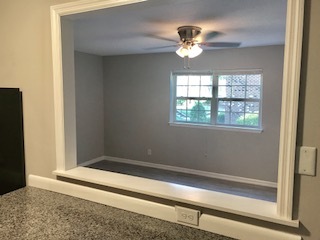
[0,187,236,240]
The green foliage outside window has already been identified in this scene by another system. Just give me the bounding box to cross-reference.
[190,102,209,123]
[236,114,259,126]
[217,112,259,126]
[217,112,225,123]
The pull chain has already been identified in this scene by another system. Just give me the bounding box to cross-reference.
[183,56,191,69]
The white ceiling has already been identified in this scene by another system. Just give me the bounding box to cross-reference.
[65,0,287,56]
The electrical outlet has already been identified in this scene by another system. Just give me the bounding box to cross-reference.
[175,206,200,226]
[147,149,152,156]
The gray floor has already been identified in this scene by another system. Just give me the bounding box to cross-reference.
[87,160,277,202]
[0,187,236,240]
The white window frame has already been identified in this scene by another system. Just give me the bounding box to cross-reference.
[50,0,304,223]
[170,70,263,130]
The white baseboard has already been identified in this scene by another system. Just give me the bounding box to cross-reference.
[82,156,277,188]
[28,175,300,240]
[78,156,105,167]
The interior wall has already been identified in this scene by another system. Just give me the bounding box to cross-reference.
[61,18,77,169]
[103,45,284,182]
[74,51,104,165]
[0,0,74,179]
[293,0,320,239]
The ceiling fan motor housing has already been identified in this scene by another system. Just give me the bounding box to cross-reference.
[177,26,202,43]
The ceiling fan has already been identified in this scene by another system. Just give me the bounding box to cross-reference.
[147,25,241,59]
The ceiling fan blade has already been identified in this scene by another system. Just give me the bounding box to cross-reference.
[201,42,241,48]
[204,31,222,41]
[145,34,179,43]
[144,44,178,50]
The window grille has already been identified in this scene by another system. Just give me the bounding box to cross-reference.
[170,70,262,129]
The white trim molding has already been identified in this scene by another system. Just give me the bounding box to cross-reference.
[81,156,277,188]
[50,0,304,226]
[78,156,106,166]
[52,0,147,16]
[29,175,301,240]
[277,0,305,218]
[52,167,299,227]
[51,5,65,171]
[169,122,263,133]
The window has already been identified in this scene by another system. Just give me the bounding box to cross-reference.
[170,70,262,129]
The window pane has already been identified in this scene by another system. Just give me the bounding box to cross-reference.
[232,75,246,85]
[188,85,200,97]
[176,99,187,121]
[244,113,259,126]
[200,86,212,98]
[232,86,245,98]
[231,112,244,125]
[189,75,201,85]
[198,111,211,123]
[218,75,232,85]
[187,110,197,122]
[217,111,230,124]
[176,109,187,121]
[176,86,188,97]
[245,102,259,113]
[247,74,261,85]
[176,99,186,109]
[186,99,197,110]
[177,75,188,85]
[183,100,211,123]
[231,101,244,112]
[218,86,231,98]
[246,86,260,99]
[218,101,231,112]
[200,100,211,111]
[201,75,212,85]
[188,110,210,123]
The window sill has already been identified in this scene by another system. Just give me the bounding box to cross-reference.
[53,167,298,228]
[169,122,263,133]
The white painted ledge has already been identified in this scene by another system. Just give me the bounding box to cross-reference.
[29,174,301,240]
[53,167,298,228]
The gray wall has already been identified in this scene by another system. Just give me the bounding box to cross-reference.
[293,1,320,238]
[103,45,284,182]
[75,51,104,164]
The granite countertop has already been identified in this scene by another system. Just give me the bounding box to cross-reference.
[0,187,236,240]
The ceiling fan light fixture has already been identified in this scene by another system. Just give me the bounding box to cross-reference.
[188,44,203,58]
[176,43,203,58]
[175,46,189,58]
